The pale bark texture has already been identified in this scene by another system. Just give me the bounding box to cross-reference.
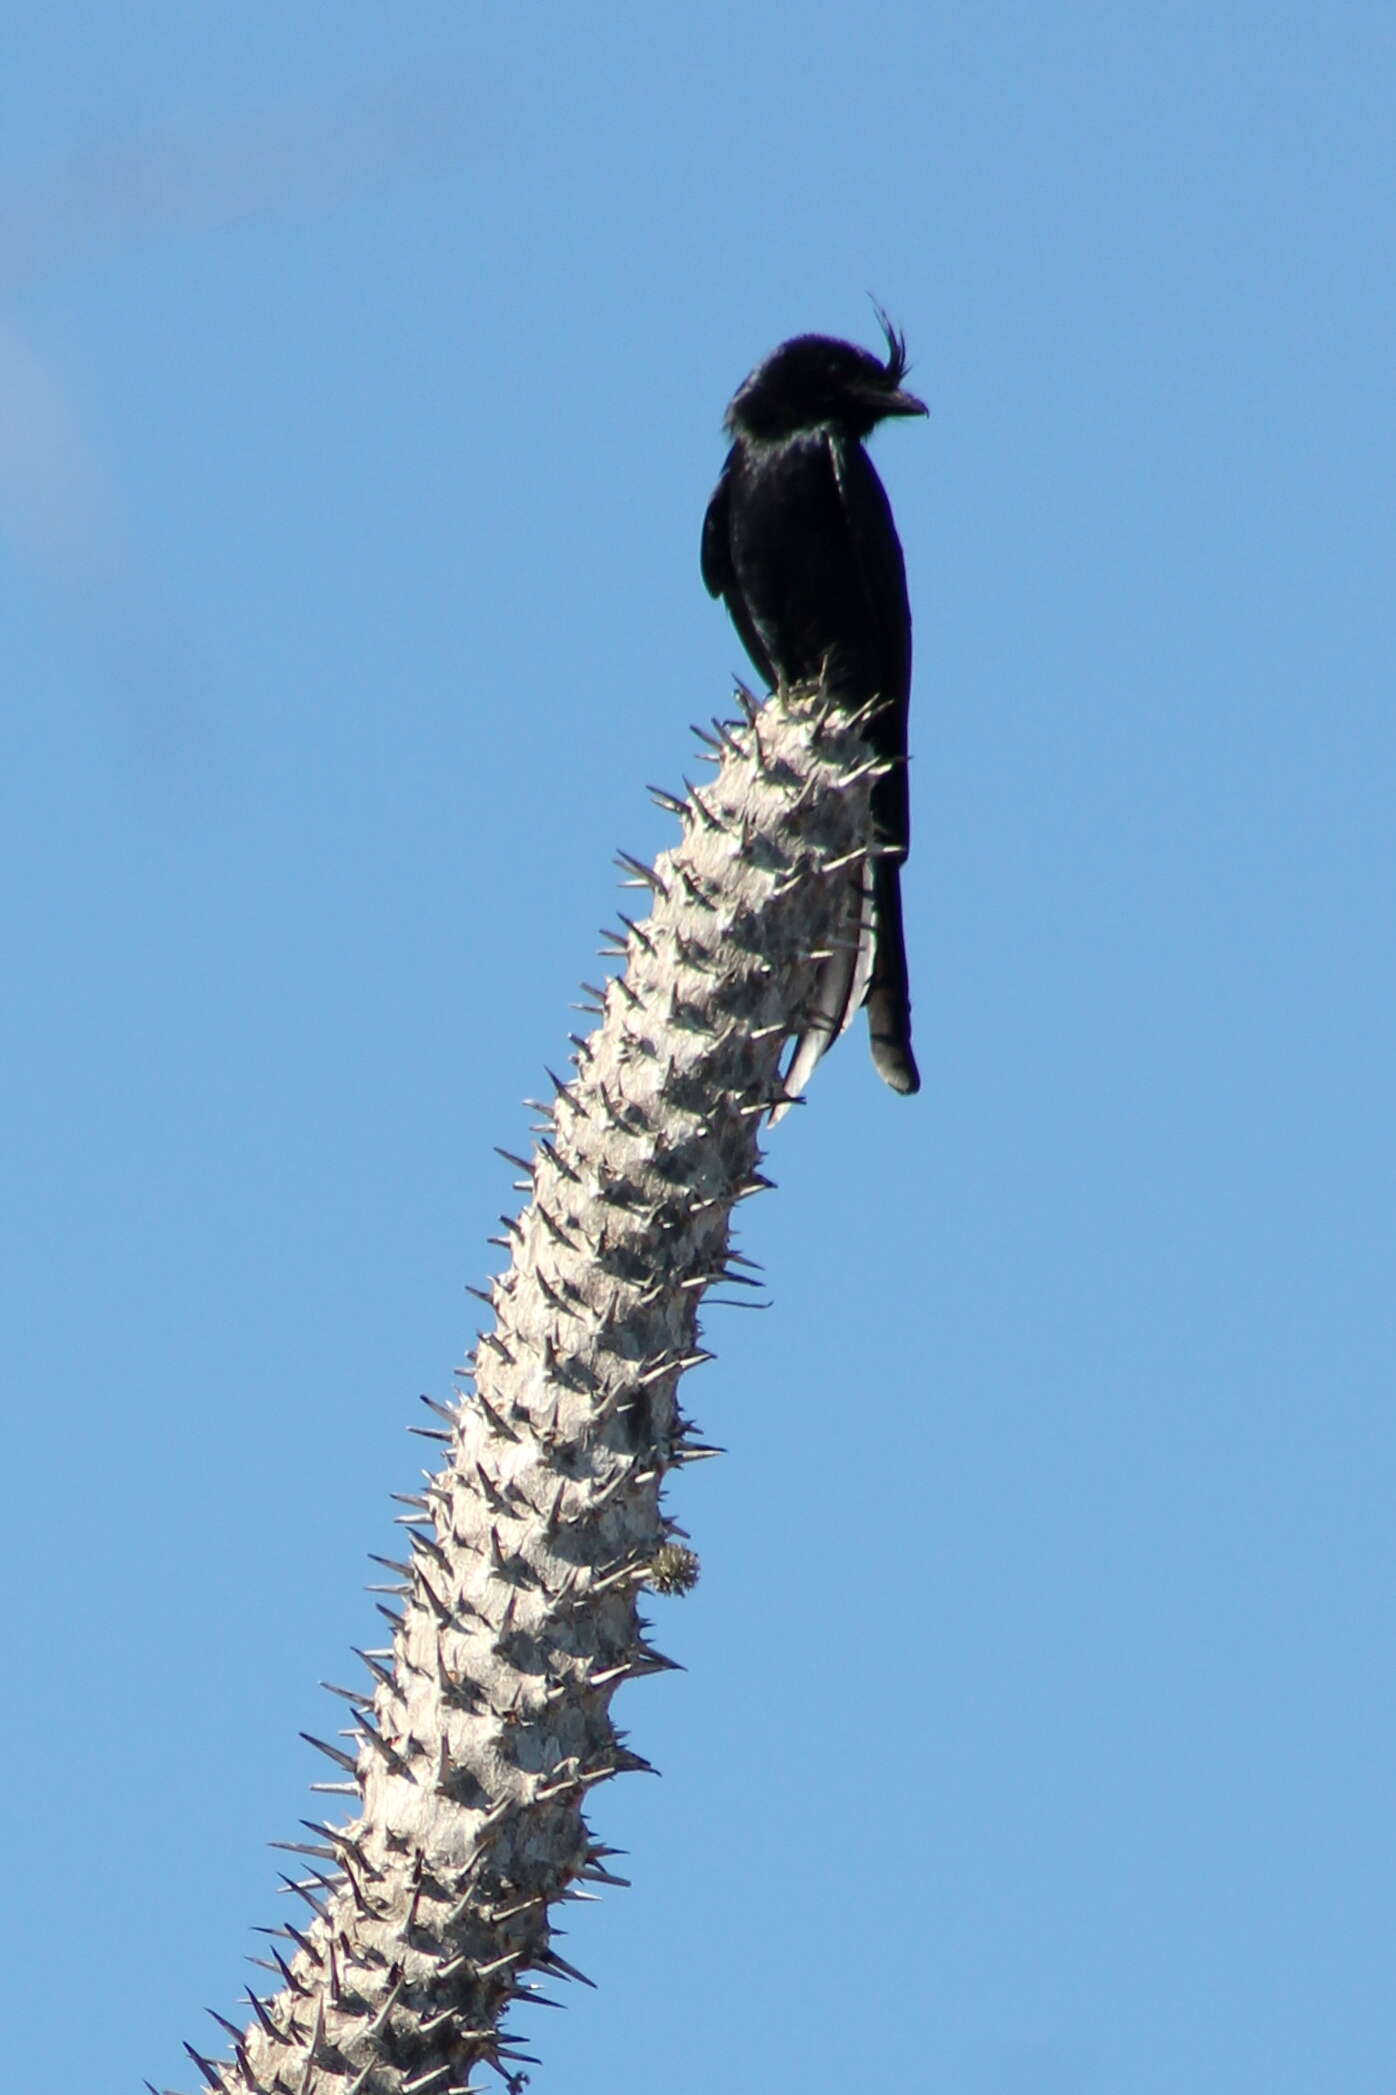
[166,684,886,2095]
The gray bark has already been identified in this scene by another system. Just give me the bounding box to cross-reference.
[167,683,885,2095]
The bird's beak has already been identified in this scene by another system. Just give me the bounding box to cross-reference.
[882,386,928,418]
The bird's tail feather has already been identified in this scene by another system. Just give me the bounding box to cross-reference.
[864,856,920,1094]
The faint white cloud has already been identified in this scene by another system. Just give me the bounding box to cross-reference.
[0,63,485,791]
[0,323,121,576]
[0,64,482,297]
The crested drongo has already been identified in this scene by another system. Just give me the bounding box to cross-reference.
[701,318,925,1101]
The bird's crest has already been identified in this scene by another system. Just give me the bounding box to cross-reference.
[868,298,910,390]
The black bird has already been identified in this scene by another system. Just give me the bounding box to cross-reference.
[701,316,926,1102]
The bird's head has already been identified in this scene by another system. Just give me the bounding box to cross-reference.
[725,312,927,441]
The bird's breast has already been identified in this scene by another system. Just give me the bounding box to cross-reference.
[725,428,910,707]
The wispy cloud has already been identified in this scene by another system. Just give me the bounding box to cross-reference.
[0,63,482,298]
[0,63,485,791]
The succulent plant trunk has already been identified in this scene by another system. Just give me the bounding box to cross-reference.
[171,683,887,2095]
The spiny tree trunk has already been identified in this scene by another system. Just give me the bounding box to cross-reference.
[166,683,887,2095]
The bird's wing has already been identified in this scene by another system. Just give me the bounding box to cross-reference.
[822,430,912,713]
[702,448,778,691]
[700,455,734,598]
[823,427,912,856]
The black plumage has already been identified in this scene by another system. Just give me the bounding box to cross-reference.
[701,316,926,1101]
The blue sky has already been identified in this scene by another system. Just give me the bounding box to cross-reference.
[4,5,1394,2090]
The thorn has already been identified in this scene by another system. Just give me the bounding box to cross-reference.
[614,849,669,898]
[474,1388,521,1440]
[675,861,717,910]
[531,1944,597,1989]
[419,2002,460,2040]
[352,1715,416,1778]
[842,688,889,734]
[271,1837,337,1865]
[182,2041,226,2091]
[506,1983,568,2011]
[315,1682,365,1713]
[536,1202,579,1250]
[364,1968,406,2039]
[300,1730,360,1776]
[475,1947,523,1980]
[404,1526,451,1572]
[686,781,729,832]
[628,1642,686,1674]
[353,1646,395,1689]
[829,752,890,790]
[242,1988,281,2040]
[334,1852,378,1921]
[303,1819,376,1872]
[414,1565,454,1625]
[260,1941,308,1994]
[536,1268,582,1319]
[589,1555,648,1597]
[276,1871,330,1921]
[204,2008,252,2074]
[596,1082,637,1132]
[579,1860,632,1888]
[488,1888,550,1924]
[538,1136,581,1184]
[543,1064,581,1108]
[402,2063,459,2093]
[645,1347,715,1384]
[475,1462,512,1516]
[709,714,747,755]
[609,1744,660,1775]
[616,912,656,956]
